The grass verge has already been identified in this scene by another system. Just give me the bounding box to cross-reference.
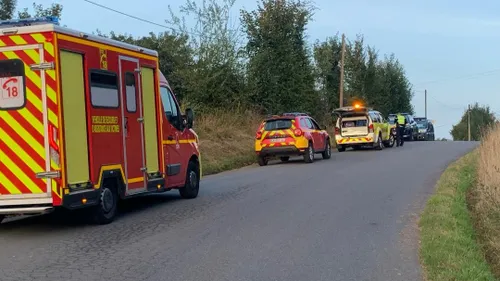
[419,150,496,281]
[196,109,262,175]
[471,123,500,279]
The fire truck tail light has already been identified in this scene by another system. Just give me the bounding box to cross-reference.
[334,127,340,135]
[48,124,59,151]
[48,124,60,167]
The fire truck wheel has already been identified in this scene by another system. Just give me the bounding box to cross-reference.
[92,180,118,225]
[179,161,200,199]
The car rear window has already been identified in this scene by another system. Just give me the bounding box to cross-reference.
[0,58,26,110]
[342,119,367,127]
[264,119,292,131]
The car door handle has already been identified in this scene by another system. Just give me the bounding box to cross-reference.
[167,135,174,140]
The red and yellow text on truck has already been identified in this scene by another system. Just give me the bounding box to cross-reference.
[0,17,201,224]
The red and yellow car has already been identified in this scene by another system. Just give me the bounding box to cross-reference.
[254,113,332,166]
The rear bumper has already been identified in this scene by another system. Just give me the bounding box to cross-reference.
[257,146,303,157]
[0,206,53,215]
[335,134,374,145]
[0,195,54,215]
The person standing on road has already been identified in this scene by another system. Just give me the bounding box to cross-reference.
[396,113,407,147]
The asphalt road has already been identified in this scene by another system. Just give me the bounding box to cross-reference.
[0,141,477,281]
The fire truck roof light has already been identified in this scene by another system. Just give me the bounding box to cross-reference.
[0,16,60,28]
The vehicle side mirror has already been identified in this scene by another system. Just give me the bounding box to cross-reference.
[185,108,194,129]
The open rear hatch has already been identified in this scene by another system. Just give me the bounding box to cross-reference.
[340,117,369,136]
[333,106,371,137]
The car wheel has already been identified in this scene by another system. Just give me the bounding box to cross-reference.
[322,140,332,159]
[258,156,268,166]
[304,142,314,163]
[337,145,346,152]
[384,133,395,148]
[280,156,290,162]
[92,179,118,225]
[179,160,200,199]
[375,133,383,150]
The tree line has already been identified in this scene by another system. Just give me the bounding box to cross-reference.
[1,0,415,123]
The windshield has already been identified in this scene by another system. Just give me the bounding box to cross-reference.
[264,119,292,130]
[388,116,396,124]
[417,122,427,128]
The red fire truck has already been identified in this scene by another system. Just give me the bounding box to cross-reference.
[0,17,201,224]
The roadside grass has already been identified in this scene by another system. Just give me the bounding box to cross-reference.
[471,123,500,279]
[196,109,262,175]
[419,149,497,281]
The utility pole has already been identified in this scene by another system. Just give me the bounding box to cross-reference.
[468,104,471,141]
[424,89,427,119]
[339,33,345,107]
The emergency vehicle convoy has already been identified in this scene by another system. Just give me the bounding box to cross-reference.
[0,17,200,224]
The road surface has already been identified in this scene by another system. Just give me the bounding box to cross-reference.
[0,141,477,281]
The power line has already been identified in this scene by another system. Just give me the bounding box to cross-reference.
[428,95,465,111]
[82,0,178,31]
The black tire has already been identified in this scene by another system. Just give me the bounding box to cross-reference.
[337,145,346,152]
[322,140,332,159]
[304,142,314,163]
[375,133,384,150]
[383,132,395,148]
[280,156,290,162]
[0,215,5,224]
[179,160,200,199]
[92,179,118,225]
[258,156,268,166]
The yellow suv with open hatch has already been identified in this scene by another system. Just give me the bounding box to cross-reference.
[333,106,395,151]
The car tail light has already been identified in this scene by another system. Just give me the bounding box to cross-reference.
[368,123,374,133]
[256,131,263,139]
[293,128,303,137]
[334,127,340,135]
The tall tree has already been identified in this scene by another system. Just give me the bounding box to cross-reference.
[241,0,318,115]
[17,2,63,19]
[451,103,496,141]
[167,0,246,110]
[345,34,367,103]
[0,0,16,20]
[313,35,341,115]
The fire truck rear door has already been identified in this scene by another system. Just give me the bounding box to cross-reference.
[0,43,54,207]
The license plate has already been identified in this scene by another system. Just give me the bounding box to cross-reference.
[271,138,285,142]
